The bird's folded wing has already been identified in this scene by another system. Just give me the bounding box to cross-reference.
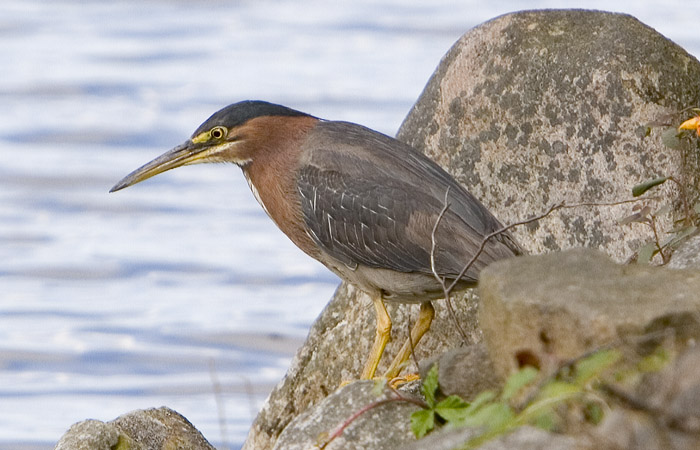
[297,165,433,273]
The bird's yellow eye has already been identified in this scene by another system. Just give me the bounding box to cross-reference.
[210,126,227,140]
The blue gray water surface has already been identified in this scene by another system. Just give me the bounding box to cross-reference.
[1,1,699,448]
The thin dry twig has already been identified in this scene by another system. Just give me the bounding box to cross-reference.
[208,358,229,450]
[429,188,471,344]
[446,201,562,293]
[667,176,694,227]
[427,196,652,350]
[429,187,451,292]
[446,197,652,294]
[599,383,655,413]
[406,312,421,378]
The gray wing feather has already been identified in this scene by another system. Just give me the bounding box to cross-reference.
[298,166,430,272]
[296,121,523,280]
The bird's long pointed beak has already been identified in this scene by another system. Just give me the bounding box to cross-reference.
[110,140,205,192]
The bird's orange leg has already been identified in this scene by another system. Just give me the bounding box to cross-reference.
[361,294,392,379]
[384,301,435,380]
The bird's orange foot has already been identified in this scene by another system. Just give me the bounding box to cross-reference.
[388,373,420,388]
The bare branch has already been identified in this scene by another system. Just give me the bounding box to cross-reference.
[404,311,420,376]
[667,176,694,227]
[429,187,451,290]
[426,195,654,368]
[445,197,652,294]
[429,187,470,344]
[446,201,564,293]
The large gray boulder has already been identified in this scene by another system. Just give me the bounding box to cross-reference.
[243,9,700,450]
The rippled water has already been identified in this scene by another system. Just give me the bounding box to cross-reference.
[1,1,699,448]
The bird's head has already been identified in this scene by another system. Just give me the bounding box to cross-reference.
[110,100,313,192]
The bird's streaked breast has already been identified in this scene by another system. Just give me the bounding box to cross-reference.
[243,170,272,217]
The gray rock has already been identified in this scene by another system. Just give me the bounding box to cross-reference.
[669,234,700,269]
[638,346,700,433]
[594,406,699,450]
[420,343,500,400]
[273,381,421,450]
[478,248,700,378]
[404,426,481,450]
[589,346,700,450]
[593,410,672,450]
[54,420,120,450]
[54,407,215,450]
[477,426,592,450]
[405,425,591,450]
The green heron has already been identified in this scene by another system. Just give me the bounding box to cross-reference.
[111,100,522,380]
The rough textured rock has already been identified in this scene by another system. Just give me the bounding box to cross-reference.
[420,343,500,400]
[636,345,700,436]
[245,9,700,449]
[397,9,700,262]
[592,346,700,450]
[669,233,700,269]
[54,407,214,450]
[594,409,696,450]
[54,420,121,450]
[404,425,592,450]
[479,248,700,378]
[273,381,421,450]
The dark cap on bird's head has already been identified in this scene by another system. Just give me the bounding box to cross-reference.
[191,100,313,137]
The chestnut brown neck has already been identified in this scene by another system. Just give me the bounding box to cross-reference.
[240,115,322,258]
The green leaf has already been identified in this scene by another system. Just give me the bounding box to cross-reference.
[501,366,538,401]
[462,402,514,431]
[618,206,651,225]
[661,127,682,149]
[574,349,622,386]
[585,402,604,425]
[421,364,439,408]
[371,378,387,396]
[113,436,130,450]
[535,381,580,402]
[632,176,669,197]
[638,347,670,373]
[464,390,497,415]
[410,409,435,438]
[532,410,558,431]
[518,381,579,425]
[435,395,469,423]
[637,241,657,264]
